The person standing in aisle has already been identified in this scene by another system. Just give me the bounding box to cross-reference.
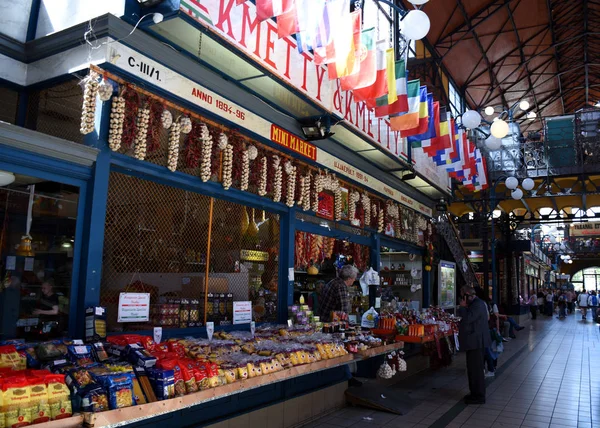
[587,291,598,322]
[546,290,554,317]
[458,286,491,405]
[557,292,567,319]
[537,290,546,315]
[528,292,538,320]
[566,289,575,314]
[318,265,357,322]
[578,289,590,320]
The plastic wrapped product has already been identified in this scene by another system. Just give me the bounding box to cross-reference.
[67,345,95,366]
[29,376,50,424]
[46,374,72,420]
[107,375,134,410]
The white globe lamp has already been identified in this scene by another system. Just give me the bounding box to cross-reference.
[550,236,557,244]
[511,188,523,200]
[490,119,509,138]
[484,106,495,116]
[0,171,15,187]
[408,0,429,4]
[505,176,519,190]
[527,111,536,120]
[462,110,482,129]
[519,100,530,111]
[485,136,502,151]
[522,178,535,191]
[402,10,430,40]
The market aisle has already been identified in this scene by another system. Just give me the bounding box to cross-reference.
[305,313,599,428]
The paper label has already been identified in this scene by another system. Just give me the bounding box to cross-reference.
[24,257,34,271]
[72,339,84,345]
[5,256,16,270]
[375,298,381,309]
[233,301,252,324]
[250,321,255,338]
[287,319,293,328]
[206,322,214,341]
[117,293,150,323]
[153,327,162,344]
[288,267,294,282]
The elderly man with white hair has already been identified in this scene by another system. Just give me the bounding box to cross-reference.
[318,264,358,322]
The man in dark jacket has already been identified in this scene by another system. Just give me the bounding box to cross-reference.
[458,285,491,404]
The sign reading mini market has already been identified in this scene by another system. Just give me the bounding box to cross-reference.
[270,125,317,161]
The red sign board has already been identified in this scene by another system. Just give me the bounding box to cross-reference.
[270,124,317,161]
[317,192,334,220]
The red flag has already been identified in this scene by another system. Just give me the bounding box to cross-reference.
[326,11,361,80]
[353,45,387,102]
[339,28,376,91]
[277,5,298,38]
[237,0,245,4]
[256,0,294,22]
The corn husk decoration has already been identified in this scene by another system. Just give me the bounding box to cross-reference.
[349,190,360,223]
[167,121,182,172]
[222,143,233,190]
[80,71,100,135]
[361,193,371,227]
[258,157,268,196]
[272,155,283,202]
[284,161,296,207]
[161,110,173,129]
[200,124,213,182]
[133,104,151,160]
[108,94,126,151]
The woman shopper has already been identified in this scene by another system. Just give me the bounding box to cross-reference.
[578,289,590,320]
[528,292,538,320]
[537,290,546,315]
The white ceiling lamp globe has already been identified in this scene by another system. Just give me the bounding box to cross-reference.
[519,100,530,111]
[402,10,430,40]
[527,111,536,120]
[462,110,482,129]
[505,176,519,190]
[0,171,15,187]
[550,236,557,244]
[408,0,429,4]
[511,188,523,200]
[484,106,495,116]
[485,135,502,151]
[490,119,509,138]
[550,225,558,234]
[522,178,535,191]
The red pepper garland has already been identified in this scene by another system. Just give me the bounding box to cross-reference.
[121,89,140,149]
[230,134,244,185]
[147,100,164,154]
[184,121,203,168]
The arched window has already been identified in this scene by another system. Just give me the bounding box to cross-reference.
[571,267,600,292]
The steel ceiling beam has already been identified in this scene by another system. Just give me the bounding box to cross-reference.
[546,0,565,114]
[584,0,590,106]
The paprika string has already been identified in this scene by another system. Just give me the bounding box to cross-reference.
[121,88,140,149]
[184,121,203,169]
[147,100,164,154]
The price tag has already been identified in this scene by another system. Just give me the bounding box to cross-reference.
[153,327,162,344]
[74,346,88,354]
[375,297,381,309]
[250,321,255,338]
[72,339,84,345]
[206,322,214,341]
[287,319,293,328]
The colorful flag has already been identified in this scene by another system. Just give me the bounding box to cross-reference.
[389,80,422,131]
[310,0,350,61]
[256,0,294,21]
[417,100,439,150]
[386,48,397,104]
[237,0,245,4]
[408,95,435,148]
[431,111,452,165]
[340,28,376,91]
[352,44,388,101]
[467,149,488,191]
[277,4,299,39]
[401,87,429,137]
[372,61,408,117]
[327,11,361,80]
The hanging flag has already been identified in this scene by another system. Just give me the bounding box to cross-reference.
[445,120,461,171]
[431,111,452,165]
[352,43,388,101]
[340,28,376,91]
[468,149,489,191]
[401,87,429,138]
[389,81,423,131]
[311,0,350,61]
[385,48,397,104]
[295,0,326,52]
[327,11,361,80]
[372,61,408,117]
[417,100,439,150]
[277,2,299,39]
[237,0,245,4]
[256,0,294,22]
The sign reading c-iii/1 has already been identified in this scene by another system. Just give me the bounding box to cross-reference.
[270,125,317,161]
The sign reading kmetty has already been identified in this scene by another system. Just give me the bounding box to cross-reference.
[270,125,317,161]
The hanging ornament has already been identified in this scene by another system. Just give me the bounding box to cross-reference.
[272,155,283,202]
[200,124,213,182]
[97,78,114,102]
[334,188,342,221]
[240,150,250,191]
[258,156,268,196]
[133,104,151,160]
[349,190,360,222]
[285,162,297,207]
[222,143,233,190]
[378,204,384,233]
[107,94,126,151]
[361,193,371,227]
[80,71,100,135]
[180,116,193,134]
[217,132,229,151]
[161,110,173,129]
[302,173,311,211]
[167,121,181,172]
[313,173,324,212]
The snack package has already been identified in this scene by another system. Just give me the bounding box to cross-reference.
[91,343,109,362]
[0,346,26,371]
[147,368,174,400]
[46,374,72,420]
[2,376,34,428]
[85,307,107,343]
[29,376,50,424]
[35,342,63,362]
[107,375,134,410]
[79,385,109,413]
[67,345,94,366]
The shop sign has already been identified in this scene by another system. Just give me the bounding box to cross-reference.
[179,0,451,191]
[108,43,433,217]
[233,301,252,324]
[240,249,269,262]
[317,191,335,220]
[117,293,150,323]
[569,222,600,236]
[270,125,317,161]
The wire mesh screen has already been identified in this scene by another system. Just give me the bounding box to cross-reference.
[25,78,84,144]
[101,172,279,332]
[0,86,18,124]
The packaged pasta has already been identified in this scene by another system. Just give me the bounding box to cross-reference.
[157,359,185,396]
[35,342,63,362]
[2,376,34,428]
[178,360,198,394]
[0,346,26,371]
[79,385,109,413]
[147,368,174,400]
[67,345,94,366]
[46,374,72,420]
[65,367,96,391]
[106,374,134,410]
[29,376,50,424]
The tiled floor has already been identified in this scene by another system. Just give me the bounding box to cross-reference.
[303,311,600,428]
